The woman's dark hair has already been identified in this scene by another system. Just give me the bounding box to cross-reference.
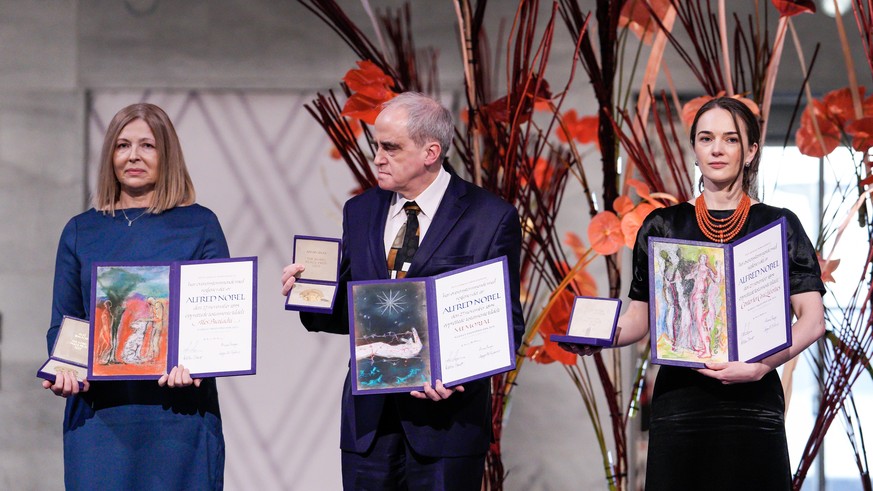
[689,97,761,198]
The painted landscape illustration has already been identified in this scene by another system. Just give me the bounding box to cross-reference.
[92,265,170,377]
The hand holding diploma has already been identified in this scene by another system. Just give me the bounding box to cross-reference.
[411,380,465,401]
[696,361,769,384]
[158,364,201,388]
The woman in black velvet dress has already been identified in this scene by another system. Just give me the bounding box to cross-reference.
[565,97,826,490]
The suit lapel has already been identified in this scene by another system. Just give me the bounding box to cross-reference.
[407,175,468,277]
[368,189,392,279]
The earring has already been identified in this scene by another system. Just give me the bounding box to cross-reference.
[744,162,750,168]
[694,160,699,166]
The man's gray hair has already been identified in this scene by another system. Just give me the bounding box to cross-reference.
[382,92,454,160]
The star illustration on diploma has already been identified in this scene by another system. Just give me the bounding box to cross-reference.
[376,289,407,315]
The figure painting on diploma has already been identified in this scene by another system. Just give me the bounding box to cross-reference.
[351,281,430,391]
[651,243,729,364]
[92,265,171,377]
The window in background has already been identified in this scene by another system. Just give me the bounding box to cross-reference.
[758,145,872,491]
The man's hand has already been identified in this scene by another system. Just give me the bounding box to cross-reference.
[558,342,603,357]
[281,264,306,296]
[410,380,464,401]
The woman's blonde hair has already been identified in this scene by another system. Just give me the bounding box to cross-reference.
[93,103,195,214]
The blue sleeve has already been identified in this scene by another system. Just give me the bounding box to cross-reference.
[48,218,86,355]
[200,209,230,260]
[487,204,525,350]
[299,201,351,334]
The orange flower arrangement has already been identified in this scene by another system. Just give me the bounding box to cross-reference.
[796,86,873,157]
[618,0,672,44]
[340,60,397,124]
[527,238,598,366]
[587,178,671,255]
[557,109,599,146]
[770,0,816,17]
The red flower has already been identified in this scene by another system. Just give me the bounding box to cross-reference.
[564,232,587,260]
[619,0,673,44]
[341,60,397,124]
[519,157,556,189]
[588,211,624,256]
[527,290,579,365]
[771,0,816,17]
[481,79,553,124]
[823,87,865,126]
[557,109,599,146]
[847,117,873,152]
[343,60,394,98]
[621,203,654,250]
[613,195,635,216]
[796,100,841,157]
[528,266,598,365]
[817,253,839,283]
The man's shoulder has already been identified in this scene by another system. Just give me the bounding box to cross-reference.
[451,174,515,211]
[344,185,391,209]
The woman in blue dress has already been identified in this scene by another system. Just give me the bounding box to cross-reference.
[562,97,826,490]
[42,103,227,490]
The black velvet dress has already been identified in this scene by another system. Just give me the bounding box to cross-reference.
[629,202,825,491]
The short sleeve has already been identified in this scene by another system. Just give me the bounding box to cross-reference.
[628,209,667,302]
[783,210,825,296]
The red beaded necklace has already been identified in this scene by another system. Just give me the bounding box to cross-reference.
[694,193,751,243]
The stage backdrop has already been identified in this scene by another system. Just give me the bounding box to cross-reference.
[89,90,356,490]
[87,89,610,491]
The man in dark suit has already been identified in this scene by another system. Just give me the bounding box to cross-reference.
[282,92,524,490]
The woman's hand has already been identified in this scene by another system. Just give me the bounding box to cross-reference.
[158,365,201,388]
[42,371,89,397]
[281,264,305,296]
[697,361,770,384]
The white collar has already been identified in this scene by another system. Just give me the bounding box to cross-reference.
[388,166,451,219]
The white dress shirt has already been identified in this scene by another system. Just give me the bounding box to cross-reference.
[383,166,452,262]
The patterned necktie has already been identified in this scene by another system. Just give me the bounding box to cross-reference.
[387,201,421,279]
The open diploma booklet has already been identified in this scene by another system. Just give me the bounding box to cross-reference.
[37,316,90,387]
[89,257,257,380]
[549,296,621,347]
[348,256,515,395]
[284,235,341,313]
[648,218,791,368]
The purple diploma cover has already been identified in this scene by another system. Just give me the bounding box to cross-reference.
[648,218,791,368]
[285,235,341,314]
[348,256,516,395]
[37,315,90,388]
[550,296,621,347]
[88,256,258,380]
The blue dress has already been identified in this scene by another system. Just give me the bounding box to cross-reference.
[48,204,229,490]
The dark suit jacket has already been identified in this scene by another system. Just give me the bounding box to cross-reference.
[301,170,524,458]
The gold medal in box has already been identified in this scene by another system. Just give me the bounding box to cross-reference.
[285,235,342,314]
